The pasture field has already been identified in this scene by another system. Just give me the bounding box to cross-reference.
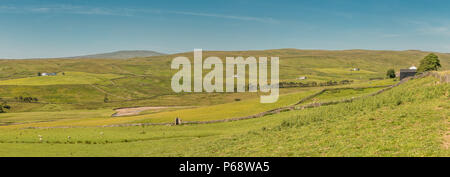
[0,72,121,86]
[0,49,447,107]
[0,84,391,128]
[0,75,447,156]
[0,49,448,156]
[0,109,114,126]
[0,88,319,128]
[298,87,386,105]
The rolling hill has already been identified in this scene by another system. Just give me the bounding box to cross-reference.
[64,50,165,59]
[0,49,448,110]
[0,49,448,156]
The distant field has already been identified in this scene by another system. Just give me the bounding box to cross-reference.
[0,88,320,128]
[133,85,389,124]
[0,72,121,86]
[0,79,395,128]
[298,87,386,106]
[0,85,106,104]
[0,109,114,126]
[315,68,377,74]
[132,89,320,123]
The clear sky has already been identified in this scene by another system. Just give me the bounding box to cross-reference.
[1,0,450,58]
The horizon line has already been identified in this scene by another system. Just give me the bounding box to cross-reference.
[0,48,447,60]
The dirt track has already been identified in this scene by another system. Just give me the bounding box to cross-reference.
[111,106,194,117]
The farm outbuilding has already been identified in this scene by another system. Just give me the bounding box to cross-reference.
[41,73,57,76]
[298,76,307,80]
[399,68,417,80]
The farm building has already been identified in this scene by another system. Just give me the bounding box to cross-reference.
[41,73,57,76]
[409,65,417,70]
[399,66,417,80]
[298,76,307,80]
[350,68,360,71]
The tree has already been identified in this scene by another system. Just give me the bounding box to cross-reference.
[104,94,109,103]
[417,53,441,73]
[0,100,10,113]
[386,69,396,78]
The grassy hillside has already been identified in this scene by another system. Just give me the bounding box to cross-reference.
[64,50,165,59]
[196,76,449,156]
[0,80,397,128]
[0,73,447,156]
[0,49,448,110]
[0,49,448,156]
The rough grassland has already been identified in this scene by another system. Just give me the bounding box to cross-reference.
[0,49,448,156]
[0,88,320,128]
[0,76,447,157]
[0,85,388,128]
[1,49,449,99]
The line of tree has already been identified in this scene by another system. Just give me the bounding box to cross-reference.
[14,96,39,103]
[279,80,353,88]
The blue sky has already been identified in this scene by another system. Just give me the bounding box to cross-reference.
[1,0,450,58]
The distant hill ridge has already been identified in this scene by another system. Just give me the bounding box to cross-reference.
[65,50,165,59]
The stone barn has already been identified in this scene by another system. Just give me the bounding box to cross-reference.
[399,67,417,80]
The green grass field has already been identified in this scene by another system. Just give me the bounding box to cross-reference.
[0,109,114,126]
[0,72,121,85]
[0,49,447,107]
[0,75,447,156]
[0,49,448,156]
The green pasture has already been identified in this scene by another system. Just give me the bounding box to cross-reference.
[0,76,446,156]
[0,49,448,156]
[0,109,114,126]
